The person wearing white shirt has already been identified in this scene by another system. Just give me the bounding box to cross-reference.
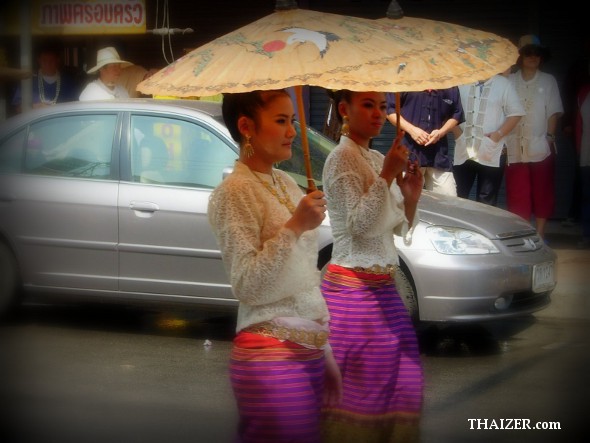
[79,47,131,101]
[505,35,564,239]
[453,75,525,206]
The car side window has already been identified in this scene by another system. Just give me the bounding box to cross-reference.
[25,114,117,179]
[0,129,26,173]
[130,115,237,188]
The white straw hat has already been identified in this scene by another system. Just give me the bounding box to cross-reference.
[87,47,132,74]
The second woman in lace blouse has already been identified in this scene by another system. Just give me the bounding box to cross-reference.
[208,89,341,443]
[320,90,424,442]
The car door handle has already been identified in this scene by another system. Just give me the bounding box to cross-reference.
[129,201,160,212]
[0,194,14,203]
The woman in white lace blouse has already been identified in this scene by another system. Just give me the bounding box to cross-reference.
[207,90,341,443]
[320,90,424,442]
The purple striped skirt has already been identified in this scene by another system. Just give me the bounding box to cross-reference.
[230,333,325,443]
[320,265,423,442]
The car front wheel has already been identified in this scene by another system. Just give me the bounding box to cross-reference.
[394,264,419,322]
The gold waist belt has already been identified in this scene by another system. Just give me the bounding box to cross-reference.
[243,321,328,349]
[351,264,399,275]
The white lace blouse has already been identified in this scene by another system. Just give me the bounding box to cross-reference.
[322,136,415,269]
[208,161,329,332]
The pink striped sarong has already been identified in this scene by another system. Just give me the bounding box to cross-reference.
[230,332,325,443]
[320,264,424,443]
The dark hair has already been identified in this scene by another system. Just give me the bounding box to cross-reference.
[517,44,551,66]
[326,89,353,124]
[222,89,290,142]
[36,39,63,57]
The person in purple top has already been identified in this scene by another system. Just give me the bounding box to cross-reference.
[12,40,80,113]
[386,88,464,196]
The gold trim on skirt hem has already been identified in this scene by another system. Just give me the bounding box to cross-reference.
[321,410,421,443]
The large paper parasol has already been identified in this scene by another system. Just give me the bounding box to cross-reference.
[138,0,518,190]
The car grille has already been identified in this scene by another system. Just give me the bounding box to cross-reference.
[509,291,551,310]
[499,232,544,253]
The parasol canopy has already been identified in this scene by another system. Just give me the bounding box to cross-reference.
[137,1,518,191]
[138,5,518,97]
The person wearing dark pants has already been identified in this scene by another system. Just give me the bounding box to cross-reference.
[453,154,508,206]
[453,74,524,206]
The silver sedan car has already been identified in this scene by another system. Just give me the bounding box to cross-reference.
[0,99,556,322]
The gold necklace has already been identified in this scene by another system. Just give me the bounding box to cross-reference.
[251,169,296,214]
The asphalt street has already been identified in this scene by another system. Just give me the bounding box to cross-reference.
[0,220,587,443]
[537,220,589,322]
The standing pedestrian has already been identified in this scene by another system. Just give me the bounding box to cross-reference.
[11,40,80,112]
[505,35,564,239]
[208,89,342,443]
[386,88,464,196]
[79,47,131,101]
[321,90,424,442]
[453,75,525,206]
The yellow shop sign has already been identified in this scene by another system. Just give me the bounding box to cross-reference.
[1,0,146,35]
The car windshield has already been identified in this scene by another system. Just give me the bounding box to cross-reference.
[277,122,336,190]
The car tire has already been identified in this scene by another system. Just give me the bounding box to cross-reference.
[0,241,19,319]
[394,264,419,322]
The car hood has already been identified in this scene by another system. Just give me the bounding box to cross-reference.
[417,191,535,239]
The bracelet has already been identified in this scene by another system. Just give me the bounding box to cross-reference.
[496,129,504,137]
[546,133,555,141]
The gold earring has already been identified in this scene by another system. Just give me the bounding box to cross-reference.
[242,135,254,158]
[340,116,350,137]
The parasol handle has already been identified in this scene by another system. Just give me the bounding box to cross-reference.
[394,91,405,183]
[295,85,317,193]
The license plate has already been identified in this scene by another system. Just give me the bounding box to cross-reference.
[532,261,555,293]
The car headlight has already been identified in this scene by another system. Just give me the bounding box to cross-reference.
[426,226,500,255]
